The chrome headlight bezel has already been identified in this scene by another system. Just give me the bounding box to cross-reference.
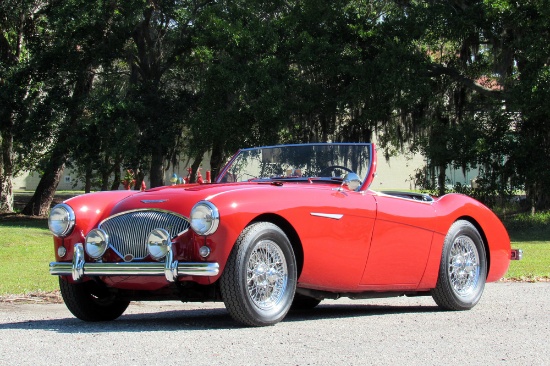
[190,201,220,236]
[85,228,109,259]
[48,203,76,237]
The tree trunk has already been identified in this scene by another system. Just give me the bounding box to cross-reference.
[0,125,15,213]
[110,158,122,190]
[438,163,447,197]
[22,149,66,216]
[149,145,165,187]
[210,143,226,181]
[100,155,112,191]
[22,66,95,215]
[189,151,205,183]
[0,5,24,213]
[84,165,93,193]
[133,169,144,190]
[100,170,110,191]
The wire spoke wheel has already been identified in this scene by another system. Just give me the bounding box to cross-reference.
[448,235,480,297]
[221,222,297,326]
[246,240,288,310]
[432,220,487,311]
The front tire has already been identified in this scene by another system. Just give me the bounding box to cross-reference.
[220,222,297,326]
[59,278,130,321]
[431,220,487,310]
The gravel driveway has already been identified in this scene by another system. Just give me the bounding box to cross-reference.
[1,282,548,365]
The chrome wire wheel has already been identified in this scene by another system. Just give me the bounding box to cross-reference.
[432,220,487,311]
[246,239,288,310]
[220,222,297,326]
[448,235,480,297]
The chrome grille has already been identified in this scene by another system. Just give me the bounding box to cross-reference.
[99,210,190,260]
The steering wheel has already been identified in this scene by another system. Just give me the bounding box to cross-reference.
[319,165,354,178]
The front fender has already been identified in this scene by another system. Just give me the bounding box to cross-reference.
[433,194,511,282]
[52,190,138,261]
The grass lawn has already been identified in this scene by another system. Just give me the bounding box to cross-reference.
[0,206,548,296]
[504,213,550,281]
[0,216,58,295]
[506,243,550,280]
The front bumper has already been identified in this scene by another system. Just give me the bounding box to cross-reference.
[50,243,219,282]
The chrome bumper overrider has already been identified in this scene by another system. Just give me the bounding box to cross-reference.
[50,243,219,282]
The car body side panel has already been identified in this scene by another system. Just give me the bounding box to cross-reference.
[205,184,377,291]
[360,194,436,289]
[357,192,511,289]
[416,232,446,290]
[292,203,376,291]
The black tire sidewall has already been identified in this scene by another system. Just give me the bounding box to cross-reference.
[59,277,129,321]
[221,222,297,326]
[433,220,487,310]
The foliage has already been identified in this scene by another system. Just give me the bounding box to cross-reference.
[2,0,550,213]
[395,0,550,209]
[0,0,43,212]
[504,211,550,240]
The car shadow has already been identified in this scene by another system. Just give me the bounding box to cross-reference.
[0,303,441,333]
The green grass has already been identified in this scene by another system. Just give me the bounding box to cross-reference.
[0,216,58,295]
[506,243,550,280]
[504,212,550,281]
[0,210,548,296]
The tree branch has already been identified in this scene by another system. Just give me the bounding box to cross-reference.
[426,63,504,100]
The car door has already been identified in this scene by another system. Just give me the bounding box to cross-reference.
[293,187,377,292]
[360,194,436,290]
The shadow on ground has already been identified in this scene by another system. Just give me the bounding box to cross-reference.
[0,302,440,333]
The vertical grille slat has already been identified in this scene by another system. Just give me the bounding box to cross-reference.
[99,210,190,260]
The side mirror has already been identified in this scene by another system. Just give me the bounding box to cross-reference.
[343,173,362,191]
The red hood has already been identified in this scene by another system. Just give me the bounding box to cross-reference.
[109,183,269,217]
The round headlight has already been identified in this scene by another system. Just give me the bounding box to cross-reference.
[85,228,109,259]
[147,228,171,261]
[48,204,75,237]
[190,201,219,236]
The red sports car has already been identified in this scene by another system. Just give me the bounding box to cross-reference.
[49,143,521,326]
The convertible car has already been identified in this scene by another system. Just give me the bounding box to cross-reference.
[48,143,521,326]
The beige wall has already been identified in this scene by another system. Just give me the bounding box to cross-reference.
[13,172,42,191]
[373,148,426,191]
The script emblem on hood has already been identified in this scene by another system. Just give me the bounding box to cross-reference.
[141,199,168,203]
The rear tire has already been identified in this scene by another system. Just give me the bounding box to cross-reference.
[59,278,129,321]
[431,220,487,310]
[220,222,297,326]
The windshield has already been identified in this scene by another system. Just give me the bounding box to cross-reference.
[216,143,374,189]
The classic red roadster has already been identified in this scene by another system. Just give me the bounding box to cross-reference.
[49,143,521,326]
